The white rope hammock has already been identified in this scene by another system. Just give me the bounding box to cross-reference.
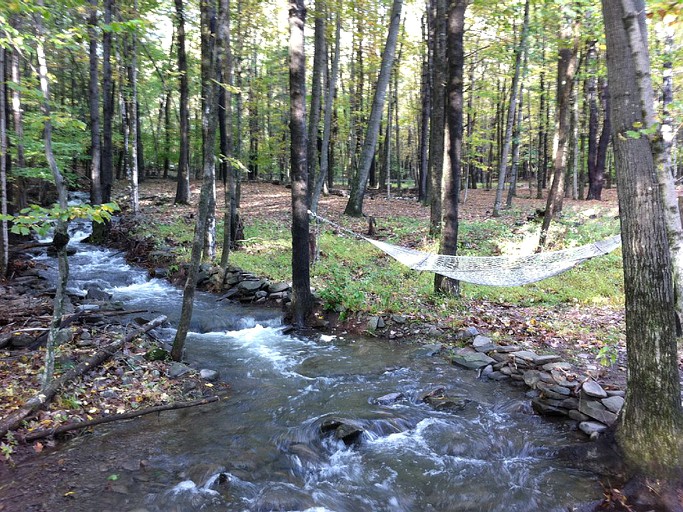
[309,211,621,287]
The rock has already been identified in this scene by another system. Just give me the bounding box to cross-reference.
[376,392,404,405]
[551,369,580,389]
[200,369,219,382]
[510,350,539,363]
[542,362,573,371]
[419,387,446,402]
[579,421,608,437]
[601,395,624,414]
[253,483,315,512]
[168,362,192,378]
[578,398,618,425]
[391,314,407,324]
[531,398,567,416]
[472,335,493,349]
[10,333,36,348]
[267,282,290,294]
[533,355,563,366]
[86,285,112,301]
[367,316,382,332]
[451,352,495,370]
[606,389,625,397]
[568,409,590,422]
[254,290,268,299]
[218,288,240,301]
[582,380,608,399]
[238,280,264,293]
[523,370,543,388]
[537,381,571,397]
[490,345,520,353]
[488,372,510,381]
[560,397,580,410]
[480,364,494,378]
[151,268,168,278]
[415,343,443,357]
[321,419,363,446]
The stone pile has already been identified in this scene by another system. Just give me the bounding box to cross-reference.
[450,332,623,439]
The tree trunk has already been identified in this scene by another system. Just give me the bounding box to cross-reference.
[288,0,313,327]
[126,1,140,214]
[9,38,27,212]
[492,0,529,217]
[506,68,525,208]
[174,0,191,204]
[311,3,341,214]
[601,0,683,476]
[344,0,403,217]
[101,0,114,204]
[306,0,325,204]
[427,0,446,234]
[36,3,70,387]
[434,0,467,295]
[418,11,431,204]
[163,90,171,179]
[0,44,7,278]
[88,0,102,206]
[538,11,579,248]
[171,0,219,361]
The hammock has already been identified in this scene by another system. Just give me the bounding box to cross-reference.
[309,211,621,287]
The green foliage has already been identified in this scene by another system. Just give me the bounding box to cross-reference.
[1,432,17,465]
[1,202,120,237]
[596,342,619,367]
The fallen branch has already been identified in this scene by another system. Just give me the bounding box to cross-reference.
[0,315,167,440]
[21,396,219,442]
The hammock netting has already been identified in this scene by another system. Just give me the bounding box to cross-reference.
[310,211,621,287]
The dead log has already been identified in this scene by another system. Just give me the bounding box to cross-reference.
[0,315,167,440]
[21,396,219,442]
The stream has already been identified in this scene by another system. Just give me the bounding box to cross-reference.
[16,215,603,511]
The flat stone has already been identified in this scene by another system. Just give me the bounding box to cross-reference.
[582,380,608,399]
[531,398,567,416]
[491,345,520,353]
[560,397,580,410]
[267,282,290,294]
[473,343,499,353]
[489,353,509,363]
[169,362,192,378]
[391,314,407,324]
[568,409,590,422]
[510,350,539,363]
[606,389,625,397]
[488,372,510,381]
[367,316,382,332]
[533,355,563,366]
[472,335,493,349]
[238,280,264,292]
[451,352,495,370]
[601,395,624,414]
[537,382,571,396]
[551,370,580,389]
[579,421,608,437]
[579,398,618,425]
[537,383,570,400]
[523,370,543,388]
[542,362,573,371]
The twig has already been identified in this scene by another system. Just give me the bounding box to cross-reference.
[20,396,220,442]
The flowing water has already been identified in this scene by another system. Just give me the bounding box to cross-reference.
[23,215,603,511]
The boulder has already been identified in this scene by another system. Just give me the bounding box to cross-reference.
[391,314,407,324]
[199,369,219,382]
[578,398,617,425]
[320,418,364,446]
[601,395,624,414]
[168,362,192,378]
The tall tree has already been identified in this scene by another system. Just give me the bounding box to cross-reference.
[101,0,114,204]
[0,44,7,278]
[306,0,325,202]
[35,0,70,386]
[434,0,468,295]
[492,0,530,217]
[174,0,191,204]
[602,0,683,478]
[344,0,403,217]
[88,0,102,206]
[288,0,313,326]
[171,0,219,361]
[538,7,579,248]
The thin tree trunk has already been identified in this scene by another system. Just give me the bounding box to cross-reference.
[506,69,525,208]
[427,0,446,234]
[492,0,529,217]
[0,45,7,278]
[174,0,191,204]
[88,0,102,206]
[126,1,140,214]
[307,0,325,203]
[311,3,341,214]
[288,0,313,326]
[434,0,467,295]
[35,3,70,387]
[163,90,171,179]
[418,10,431,204]
[171,0,219,361]
[101,0,114,204]
[10,39,27,212]
[344,0,403,217]
[538,13,579,248]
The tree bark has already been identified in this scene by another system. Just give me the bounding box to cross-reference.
[418,11,431,204]
[288,0,313,327]
[125,0,140,214]
[101,0,114,204]
[0,44,7,278]
[601,0,683,476]
[427,0,445,234]
[174,0,191,204]
[9,35,27,212]
[344,0,403,217]
[434,0,467,295]
[538,11,579,248]
[306,0,325,204]
[88,0,102,206]
[492,0,529,217]
[311,3,341,214]
[171,0,218,360]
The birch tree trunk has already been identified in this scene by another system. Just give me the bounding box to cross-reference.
[344,0,403,217]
